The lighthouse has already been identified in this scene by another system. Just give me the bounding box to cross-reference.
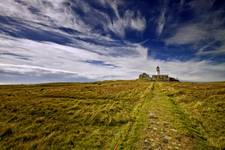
[139,66,179,82]
[156,66,160,75]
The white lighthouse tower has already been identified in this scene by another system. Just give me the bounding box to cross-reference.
[156,66,160,75]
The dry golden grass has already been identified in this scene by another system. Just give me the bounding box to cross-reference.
[0,80,150,149]
[0,80,224,149]
[161,82,225,149]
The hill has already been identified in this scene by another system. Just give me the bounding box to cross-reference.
[0,80,224,149]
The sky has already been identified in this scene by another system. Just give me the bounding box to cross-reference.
[0,0,225,84]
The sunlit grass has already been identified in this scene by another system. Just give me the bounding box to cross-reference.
[0,80,224,149]
[0,80,150,149]
[161,82,225,149]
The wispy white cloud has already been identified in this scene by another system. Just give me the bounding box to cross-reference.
[164,0,225,57]
[0,0,146,39]
[0,34,148,80]
[96,0,146,37]
[157,7,166,36]
[165,22,225,55]
[165,24,208,45]
[130,12,147,31]
[0,0,91,32]
[108,10,146,37]
[197,42,225,55]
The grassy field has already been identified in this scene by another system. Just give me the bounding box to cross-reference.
[161,82,225,149]
[0,80,224,149]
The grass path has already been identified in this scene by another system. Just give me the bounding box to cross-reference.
[120,82,213,150]
[112,82,155,149]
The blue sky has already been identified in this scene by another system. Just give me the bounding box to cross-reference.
[0,0,225,84]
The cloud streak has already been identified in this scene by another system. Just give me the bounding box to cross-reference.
[165,24,208,45]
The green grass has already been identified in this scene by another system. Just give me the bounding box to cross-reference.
[0,80,150,149]
[0,80,224,149]
[161,82,225,149]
